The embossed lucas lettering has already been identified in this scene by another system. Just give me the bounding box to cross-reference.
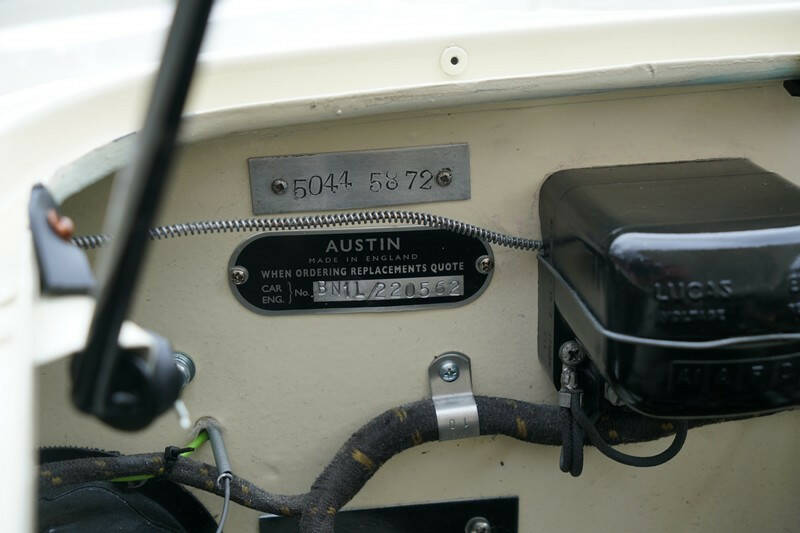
[654,280,733,302]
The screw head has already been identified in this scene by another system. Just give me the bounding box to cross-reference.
[435,168,453,187]
[559,340,585,366]
[230,266,249,285]
[475,255,494,274]
[465,517,491,533]
[173,352,196,388]
[271,178,288,195]
[439,360,460,382]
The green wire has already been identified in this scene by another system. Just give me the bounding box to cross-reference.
[111,431,209,483]
[183,431,210,453]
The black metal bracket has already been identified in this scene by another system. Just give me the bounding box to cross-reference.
[260,498,518,533]
[29,184,95,295]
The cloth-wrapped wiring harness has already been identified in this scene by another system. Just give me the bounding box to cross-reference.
[40,396,705,533]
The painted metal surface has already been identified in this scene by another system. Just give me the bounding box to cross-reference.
[1,3,799,532]
[3,4,800,200]
[36,82,800,532]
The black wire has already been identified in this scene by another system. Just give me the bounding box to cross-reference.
[569,409,585,475]
[571,401,688,467]
[559,406,585,476]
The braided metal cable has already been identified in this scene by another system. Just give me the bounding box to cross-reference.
[71,210,543,251]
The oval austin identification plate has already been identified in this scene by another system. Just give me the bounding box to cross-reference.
[228,229,493,314]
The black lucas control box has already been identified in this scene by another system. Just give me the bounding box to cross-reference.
[537,159,800,418]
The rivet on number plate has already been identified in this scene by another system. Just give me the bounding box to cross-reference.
[247,144,470,214]
[228,228,493,314]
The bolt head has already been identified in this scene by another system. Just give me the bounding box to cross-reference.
[173,352,196,387]
[465,517,491,533]
[435,168,453,187]
[559,340,585,366]
[230,266,249,285]
[439,361,460,382]
[271,178,288,195]
[475,255,494,274]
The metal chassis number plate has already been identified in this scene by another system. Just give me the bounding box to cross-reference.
[247,144,470,214]
[228,228,493,315]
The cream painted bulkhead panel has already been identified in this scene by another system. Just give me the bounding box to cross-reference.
[37,82,800,532]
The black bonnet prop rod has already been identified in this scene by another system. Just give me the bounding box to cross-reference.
[71,0,215,430]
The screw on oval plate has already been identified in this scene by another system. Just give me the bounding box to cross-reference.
[230,266,249,285]
[271,178,288,195]
[559,340,585,366]
[475,255,494,274]
[439,360,460,382]
[435,168,453,187]
[465,517,491,533]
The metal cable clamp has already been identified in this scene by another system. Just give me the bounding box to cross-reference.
[428,352,480,441]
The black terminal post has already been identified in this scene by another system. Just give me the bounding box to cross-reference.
[70,0,214,430]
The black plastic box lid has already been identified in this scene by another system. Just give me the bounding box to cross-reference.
[540,159,800,341]
[538,159,800,417]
